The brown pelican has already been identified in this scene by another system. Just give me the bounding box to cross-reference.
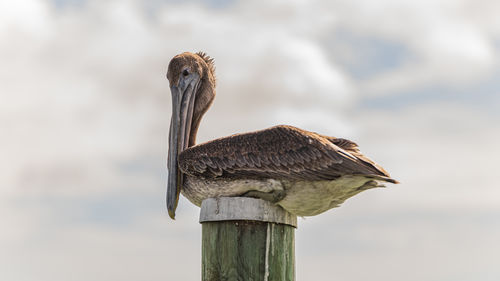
[166,51,398,219]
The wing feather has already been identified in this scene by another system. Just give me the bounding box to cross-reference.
[178,125,395,182]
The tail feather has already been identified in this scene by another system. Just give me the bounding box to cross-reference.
[364,175,400,184]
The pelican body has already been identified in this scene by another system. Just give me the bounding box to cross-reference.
[166,52,397,219]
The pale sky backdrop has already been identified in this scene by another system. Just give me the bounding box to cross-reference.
[1,0,499,280]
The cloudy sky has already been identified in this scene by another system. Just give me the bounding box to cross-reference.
[1,0,499,280]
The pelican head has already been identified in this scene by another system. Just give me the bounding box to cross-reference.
[166,52,216,219]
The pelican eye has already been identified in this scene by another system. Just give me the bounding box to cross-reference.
[182,69,189,77]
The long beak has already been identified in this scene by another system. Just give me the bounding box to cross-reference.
[167,82,196,219]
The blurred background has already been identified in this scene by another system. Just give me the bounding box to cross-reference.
[1,0,499,280]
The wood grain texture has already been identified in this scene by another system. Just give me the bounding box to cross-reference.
[202,221,295,281]
[199,197,297,227]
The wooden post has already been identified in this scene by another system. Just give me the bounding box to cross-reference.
[200,197,297,281]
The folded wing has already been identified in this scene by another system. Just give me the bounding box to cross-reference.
[179,125,397,183]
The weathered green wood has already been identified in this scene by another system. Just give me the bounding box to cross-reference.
[202,220,295,281]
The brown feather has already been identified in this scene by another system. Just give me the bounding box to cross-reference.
[178,125,397,183]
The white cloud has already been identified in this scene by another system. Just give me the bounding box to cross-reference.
[0,0,52,38]
[1,0,499,280]
[320,0,499,96]
[351,103,500,210]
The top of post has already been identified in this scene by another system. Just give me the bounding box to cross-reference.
[199,197,298,228]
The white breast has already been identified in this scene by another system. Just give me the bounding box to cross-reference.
[278,176,376,216]
[182,175,378,217]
